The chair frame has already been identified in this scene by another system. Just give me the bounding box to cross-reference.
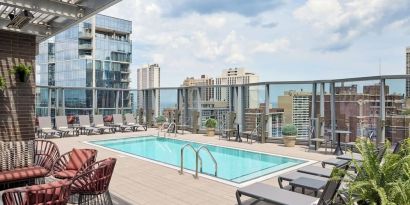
[55,116,79,137]
[71,158,117,205]
[52,149,97,179]
[0,140,60,190]
[2,180,72,205]
[37,116,62,138]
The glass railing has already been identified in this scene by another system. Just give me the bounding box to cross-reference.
[35,75,410,144]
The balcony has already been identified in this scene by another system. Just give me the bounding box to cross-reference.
[79,32,93,39]
[78,43,92,50]
[79,54,92,59]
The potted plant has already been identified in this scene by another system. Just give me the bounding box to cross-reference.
[11,63,32,82]
[0,76,5,92]
[282,124,297,147]
[155,116,166,128]
[205,118,217,137]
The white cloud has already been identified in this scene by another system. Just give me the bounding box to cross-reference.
[100,0,409,87]
[294,0,410,50]
[204,15,227,28]
[251,38,290,54]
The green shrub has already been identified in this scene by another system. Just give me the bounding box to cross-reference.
[345,139,410,205]
[11,63,32,82]
[0,76,5,91]
[205,118,217,129]
[156,116,166,123]
[282,124,297,136]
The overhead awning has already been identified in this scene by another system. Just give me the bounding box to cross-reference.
[0,0,121,42]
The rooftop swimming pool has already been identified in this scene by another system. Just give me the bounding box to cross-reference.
[90,136,309,186]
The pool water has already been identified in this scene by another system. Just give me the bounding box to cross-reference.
[91,136,306,184]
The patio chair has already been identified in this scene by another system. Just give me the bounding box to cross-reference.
[71,158,117,205]
[78,115,101,135]
[0,140,60,190]
[112,114,133,132]
[55,116,79,137]
[236,165,347,205]
[93,115,116,134]
[336,143,388,162]
[309,127,334,154]
[53,148,97,180]
[125,113,147,131]
[38,116,61,138]
[2,179,72,205]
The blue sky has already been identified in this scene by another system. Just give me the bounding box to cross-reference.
[102,0,410,88]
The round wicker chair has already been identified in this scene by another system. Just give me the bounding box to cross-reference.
[2,179,71,205]
[71,158,117,205]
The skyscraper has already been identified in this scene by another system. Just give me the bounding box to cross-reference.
[278,90,312,138]
[137,64,160,117]
[36,14,132,116]
[406,47,410,97]
[215,68,259,108]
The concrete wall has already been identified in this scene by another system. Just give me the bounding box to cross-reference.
[0,30,36,141]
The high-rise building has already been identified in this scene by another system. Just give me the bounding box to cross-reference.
[278,90,312,138]
[406,47,410,97]
[215,68,259,108]
[36,14,132,116]
[137,64,160,117]
[182,75,215,102]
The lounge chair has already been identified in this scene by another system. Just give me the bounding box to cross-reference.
[55,116,79,137]
[112,114,133,132]
[78,115,101,135]
[236,166,346,205]
[278,170,328,189]
[93,115,116,134]
[125,113,147,131]
[37,116,61,138]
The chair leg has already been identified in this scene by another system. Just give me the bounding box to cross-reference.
[106,191,113,205]
[236,191,242,205]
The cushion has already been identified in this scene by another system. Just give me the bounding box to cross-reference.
[104,115,113,122]
[27,180,70,204]
[0,166,48,183]
[54,170,77,179]
[65,149,94,171]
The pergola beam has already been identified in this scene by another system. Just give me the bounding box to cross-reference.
[0,17,57,36]
[0,0,81,20]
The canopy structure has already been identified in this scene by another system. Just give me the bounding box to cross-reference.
[0,0,121,42]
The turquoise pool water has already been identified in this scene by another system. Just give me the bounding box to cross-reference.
[91,136,306,183]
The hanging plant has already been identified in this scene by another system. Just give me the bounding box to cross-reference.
[0,76,5,91]
[11,63,32,82]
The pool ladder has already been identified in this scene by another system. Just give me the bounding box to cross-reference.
[179,144,218,179]
[158,122,177,137]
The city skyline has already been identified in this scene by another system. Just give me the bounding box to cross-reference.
[102,0,410,87]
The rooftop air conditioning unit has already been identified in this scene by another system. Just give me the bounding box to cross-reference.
[7,10,34,29]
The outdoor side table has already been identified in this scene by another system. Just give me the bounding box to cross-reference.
[289,177,327,196]
[334,130,351,156]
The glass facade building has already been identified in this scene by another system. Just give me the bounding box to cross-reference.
[36,14,132,116]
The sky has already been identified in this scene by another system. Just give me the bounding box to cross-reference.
[101,0,410,88]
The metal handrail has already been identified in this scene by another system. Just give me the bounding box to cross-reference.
[158,122,169,137]
[195,145,217,178]
[166,122,177,137]
[249,124,260,144]
[179,144,202,176]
